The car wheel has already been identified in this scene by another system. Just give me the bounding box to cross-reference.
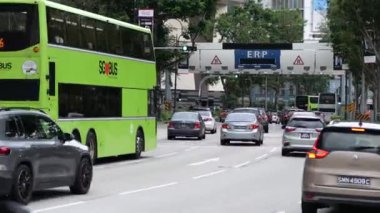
[70,157,93,194]
[281,148,289,156]
[301,201,318,213]
[133,130,144,159]
[202,132,206,139]
[86,131,97,164]
[11,164,33,204]
[167,135,174,140]
[211,128,217,134]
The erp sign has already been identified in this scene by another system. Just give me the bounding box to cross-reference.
[234,49,281,69]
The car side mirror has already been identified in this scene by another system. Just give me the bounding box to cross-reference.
[59,132,74,142]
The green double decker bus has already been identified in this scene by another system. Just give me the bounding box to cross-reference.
[0,0,157,161]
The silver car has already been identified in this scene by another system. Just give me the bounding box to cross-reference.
[282,114,325,156]
[220,112,264,146]
[0,109,92,204]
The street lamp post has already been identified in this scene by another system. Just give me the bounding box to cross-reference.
[265,74,268,111]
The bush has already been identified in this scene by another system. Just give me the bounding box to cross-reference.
[330,114,342,120]
[160,110,172,122]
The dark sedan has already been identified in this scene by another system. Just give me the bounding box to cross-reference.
[0,109,92,204]
[167,112,206,140]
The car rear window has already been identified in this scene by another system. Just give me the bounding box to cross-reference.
[172,112,198,121]
[287,118,324,128]
[226,113,256,122]
[197,111,211,117]
[319,128,380,152]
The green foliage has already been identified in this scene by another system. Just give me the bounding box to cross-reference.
[215,0,303,43]
[160,110,172,122]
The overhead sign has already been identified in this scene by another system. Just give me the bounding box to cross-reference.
[211,55,222,65]
[138,9,154,32]
[293,55,304,65]
[199,50,234,73]
[234,49,281,69]
[281,50,315,74]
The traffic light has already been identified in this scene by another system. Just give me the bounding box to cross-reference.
[181,45,197,52]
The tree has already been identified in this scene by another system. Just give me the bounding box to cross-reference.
[214,0,305,109]
[328,0,380,116]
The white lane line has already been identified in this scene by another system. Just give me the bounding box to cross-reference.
[255,154,269,161]
[157,152,179,158]
[192,170,226,180]
[270,147,278,153]
[185,146,200,152]
[119,182,178,195]
[275,211,286,213]
[233,161,251,168]
[33,201,85,213]
[188,157,220,166]
[95,159,145,170]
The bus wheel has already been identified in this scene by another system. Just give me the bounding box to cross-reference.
[133,130,144,159]
[86,131,97,164]
[72,129,81,142]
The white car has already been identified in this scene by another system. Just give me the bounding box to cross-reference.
[197,110,217,134]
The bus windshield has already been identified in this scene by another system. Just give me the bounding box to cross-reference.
[0,4,39,51]
[319,94,335,104]
[295,96,308,110]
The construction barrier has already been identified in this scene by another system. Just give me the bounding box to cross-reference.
[355,112,371,121]
[341,103,356,112]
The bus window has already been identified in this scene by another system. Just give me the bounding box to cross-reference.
[80,17,96,50]
[95,21,107,52]
[64,12,80,48]
[106,24,122,55]
[47,8,65,45]
[0,4,39,51]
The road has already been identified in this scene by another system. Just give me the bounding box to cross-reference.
[26,123,379,213]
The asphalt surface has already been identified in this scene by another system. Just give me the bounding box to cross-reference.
[25,123,380,213]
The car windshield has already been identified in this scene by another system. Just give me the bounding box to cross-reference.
[226,113,256,122]
[172,112,198,121]
[320,130,380,153]
[287,118,323,128]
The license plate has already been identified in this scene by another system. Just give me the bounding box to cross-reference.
[300,133,310,139]
[337,176,371,186]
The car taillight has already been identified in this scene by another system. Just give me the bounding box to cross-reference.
[285,127,296,132]
[221,123,230,129]
[307,138,329,159]
[249,124,259,129]
[0,147,11,155]
[168,122,174,128]
[194,121,201,129]
[315,128,323,132]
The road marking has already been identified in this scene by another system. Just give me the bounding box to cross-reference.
[33,201,85,213]
[270,147,278,153]
[157,152,178,158]
[192,169,226,180]
[255,154,268,161]
[185,146,200,152]
[119,182,178,195]
[188,157,220,166]
[233,161,251,168]
[95,159,145,170]
[275,211,286,213]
